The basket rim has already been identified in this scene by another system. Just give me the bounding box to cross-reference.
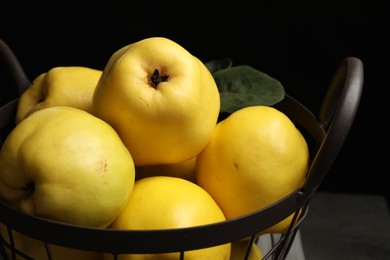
[0,55,364,257]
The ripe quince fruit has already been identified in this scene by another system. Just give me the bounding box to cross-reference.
[16,66,102,124]
[196,105,309,234]
[105,176,231,260]
[0,106,135,228]
[92,37,220,166]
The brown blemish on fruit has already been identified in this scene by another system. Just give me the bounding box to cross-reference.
[99,159,108,176]
[138,96,150,107]
[234,162,239,171]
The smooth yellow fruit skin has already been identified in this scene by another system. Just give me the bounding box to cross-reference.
[0,106,135,228]
[92,37,220,166]
[196,106,309,234]
[16,66,102,124]
[230,240,263,260]
[105,176,230,260]
[135,157,197,183]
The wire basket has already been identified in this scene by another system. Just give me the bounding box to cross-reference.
[0,38,363,260]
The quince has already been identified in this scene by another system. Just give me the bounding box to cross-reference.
[105,176,230,260]
[16,66,102,124]
[92,37,220,166]
[0,106,135,228]
[196,105,309,234]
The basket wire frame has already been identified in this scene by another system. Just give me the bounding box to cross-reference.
[0,38,363,259]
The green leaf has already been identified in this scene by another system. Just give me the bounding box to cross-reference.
[212,65,285,114]
[205,58,233,74]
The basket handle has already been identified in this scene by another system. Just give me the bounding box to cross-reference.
[303,57,364,196]
[0,38,31,96]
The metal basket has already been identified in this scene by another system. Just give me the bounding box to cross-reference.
[0,38,363,260]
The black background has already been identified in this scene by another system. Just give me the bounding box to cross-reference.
[1,3,388,203]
